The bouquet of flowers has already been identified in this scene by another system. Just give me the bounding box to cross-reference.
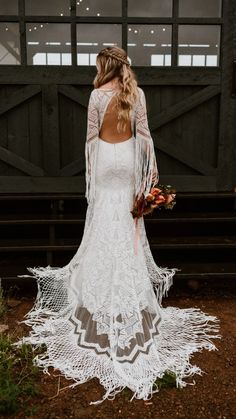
[130,184,176,219]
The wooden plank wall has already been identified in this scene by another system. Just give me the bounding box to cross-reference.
[0,0,235,193]
[217,0,236,190]
[0,72,232,192]
[233,0,236,190]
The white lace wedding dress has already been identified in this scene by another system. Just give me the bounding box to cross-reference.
[16,87,221,404]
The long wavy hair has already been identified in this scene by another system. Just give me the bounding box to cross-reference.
[93,46,138,133]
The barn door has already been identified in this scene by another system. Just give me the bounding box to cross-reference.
[0,82,89,193]
[0,0,235,193]
[146,78,222,192]
[140,0,235,192]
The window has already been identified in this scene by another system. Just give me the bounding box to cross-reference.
[128,25,172,66]
[0,0,18,14]
[25,0,70,16]
[178,25,221,67]
[26,23,71,65]
[0,0,223,67]
[179,0,222,18]
[77,24,121,66]
[0,23,20,65]
[76,0,121,17]
[128,0,172,17]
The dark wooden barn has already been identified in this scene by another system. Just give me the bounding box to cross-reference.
[0,0,235,288]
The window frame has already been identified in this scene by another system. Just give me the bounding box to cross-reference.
[0,0,223,67]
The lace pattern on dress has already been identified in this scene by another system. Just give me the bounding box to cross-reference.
[15,87,221,405]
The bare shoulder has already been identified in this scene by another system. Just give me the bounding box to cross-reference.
[95,78,120,90]
[96,83,113,90]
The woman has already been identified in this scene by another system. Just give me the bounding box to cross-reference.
[17,46,221,404]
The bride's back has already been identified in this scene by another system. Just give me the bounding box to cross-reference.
[97,80,133,143]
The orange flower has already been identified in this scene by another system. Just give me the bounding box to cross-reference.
[154,195,166,205]
[150,187,162,196]
[146,193,155,202]
[131,184,176,219]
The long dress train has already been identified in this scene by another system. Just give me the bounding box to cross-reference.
[16,133,221,404]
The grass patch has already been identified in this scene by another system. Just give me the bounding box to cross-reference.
[0,285,47,415]
[0,332,45,415]
[153,371,177,390]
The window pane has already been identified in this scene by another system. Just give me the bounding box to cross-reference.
[77,0,121,16]
[179,0,222,17]
[0,23,20,65]
[192,55,205,66]
[62,53,71,65]
[33,53,46,65]
[178,55,191,66]
[76,24,122,66]
[206,55,217,66]
[178,25,221,67]
[0,0,18,14]
[25,0,70,16]
[26,23,71,65]
[128,25,172,66]
[128,0,172,17]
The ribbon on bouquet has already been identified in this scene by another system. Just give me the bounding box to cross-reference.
[134,217,140,255]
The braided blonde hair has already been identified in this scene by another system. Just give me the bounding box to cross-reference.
[94,46,138,133]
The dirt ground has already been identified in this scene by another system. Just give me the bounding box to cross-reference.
[1,294,236,419]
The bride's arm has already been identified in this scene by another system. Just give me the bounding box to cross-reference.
[135,88,159,191]
[85,90,99,203]
[86,90,99,143]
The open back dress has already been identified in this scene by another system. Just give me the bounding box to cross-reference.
[16,86,221,404]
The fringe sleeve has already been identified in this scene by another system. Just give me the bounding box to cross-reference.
[134,88,159,201]
[85,90,99,204]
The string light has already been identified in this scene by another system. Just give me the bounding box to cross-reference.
[86,7,89,11]
[5,27,8,31]
[40,24,43,28]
